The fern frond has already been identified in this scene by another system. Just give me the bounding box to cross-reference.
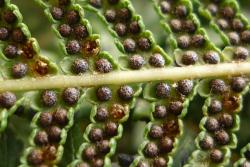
[0,0,58,133]
[186,0,250,166]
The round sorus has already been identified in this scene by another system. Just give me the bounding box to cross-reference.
[234,47,249,60]
[105,121,118,136]
[175,5,188,18]
[191,34,205,47]
[203,51,220,64]
[221,6,235,18]
[160,1,171,14]
[97,140,110,153]
[35,60,49,75]
[168,101,183,115]
[155,82,171,98]
[210,149,223,163]
[163,120,179,133]
[144,142,159,158]
[89,0,102,8]
[58,24,72,37]
[160,136,173,153]
[181,50,198,65]
[0,27,9,40]
[4,45,18,59]
[72,58,89,74]
[27,149,44,165]
[83,40,100,56]
[129,21,141,34]
[149,53,165,67]
[83,145,97,160]
[95,107,109,122]
[137,37,151,51]
[210,79,227,94]
[53,107,68,126]
[214,130,230,145]
[41,90,57,107]
[34,130,49,146]
[232,18,244,31]
[207,3,218,15]
[231,77,247,92]
[129,54,144,69]
[74,25,88,39]
[241,30,250,43]
[205,117,220,132]
[177,35,190,49]
[51,7,63,20]
[117,8,131,21]
[65,10,80,25]
[123,38,136,53]
[118,85,134,101]
[169,19,182,32]
[44,145,57,161]
[105,9,116,23]
[199,135,214,150]
[39,112,53,127]
[66,40,81,54]
[209,99,222,114]
[149,125,163,139]
[137,161,149,167]
[228,31,240,45]
[118,154,134,167]
[183,20,196,33]
[177,79,193,95]
[217,19,229,30]
[0,91,16,108]
[12,28,26,43]
[62,87,80,105]
[96,86,112,101]
[12,63,28,78]
[153,105,167,119]
[219,113,233,129]
[114,23,127,37]
[95,58,113,73]
[3,10,17,24]
[47,126,62,142]
[153,157,166,167]
[110,103,125,119]
[92,158,104,167]
[88,128,104,142]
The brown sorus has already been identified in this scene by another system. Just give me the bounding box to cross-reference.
[0,91,16,108]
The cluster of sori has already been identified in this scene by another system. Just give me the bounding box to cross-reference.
[204,0,250,61]
[24,108,69,166]
[193,77,247,164]
[20,87,82,166]
[84,1,196,166]
[183,0,250,166]
[0,0,57,132]
[88,0,172,70]
[131,79,195,167]
[73,83,142,167]
[0,0,54,77]
[44,0,117,74]
[155,0,223,66]
[234,144,250,167]
[34,0,143,166]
